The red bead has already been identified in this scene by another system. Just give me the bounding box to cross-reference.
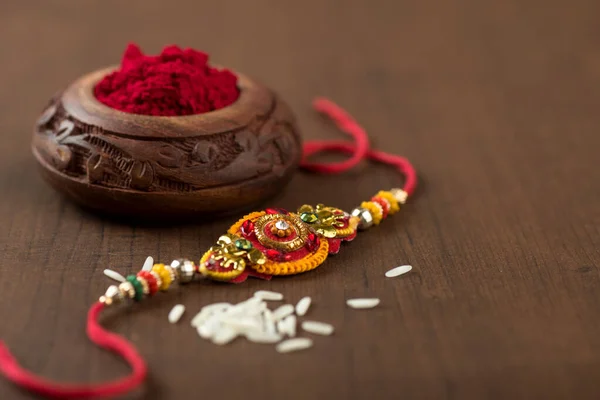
[241,219,255,237]
[371,197,390,219]
[266,208,288,215]
[137,271,159,295]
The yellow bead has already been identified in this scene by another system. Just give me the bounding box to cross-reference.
[376,191,400,214]
[360,201,383,225]
[152,264,173,291]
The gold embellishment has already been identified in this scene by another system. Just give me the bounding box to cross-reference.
[251,239,329,276]
[254,213,308,252]
[297,204,346,238]
[199,233,266,281]
[336,216,359,238]
[199,251,242,281]
[270,219,294,238]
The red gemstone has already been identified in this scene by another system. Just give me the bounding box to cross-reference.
[284,254,293,261]
[266,207,288,215]
[241,219,255,237]
[265,249,283,260]
[306,233,320,252]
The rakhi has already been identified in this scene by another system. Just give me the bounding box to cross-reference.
[0,98,417,399]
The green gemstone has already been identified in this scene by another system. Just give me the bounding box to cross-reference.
[126,275,144,301]
[235,238,253,251]
[300,212,318,224]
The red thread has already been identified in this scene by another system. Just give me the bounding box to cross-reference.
[301,98,417,197]
[0,302,147,399]
[301,98,370,174]
[95,43,239,116]
[0,97,416,399]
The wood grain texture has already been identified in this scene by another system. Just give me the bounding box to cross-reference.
[1,0,599,399]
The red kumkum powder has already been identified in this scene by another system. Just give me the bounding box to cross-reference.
[94,43,240,116]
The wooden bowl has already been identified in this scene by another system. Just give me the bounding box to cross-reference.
[32,67,302,220]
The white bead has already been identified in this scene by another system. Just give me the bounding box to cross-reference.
[385,265,413,278]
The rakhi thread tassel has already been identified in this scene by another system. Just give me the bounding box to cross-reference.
[0,97,417,399]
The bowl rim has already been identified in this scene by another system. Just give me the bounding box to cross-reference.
[61,66,273,139]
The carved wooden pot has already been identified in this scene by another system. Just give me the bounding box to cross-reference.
[32,67,302,219]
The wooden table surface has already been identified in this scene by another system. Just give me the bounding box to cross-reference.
[1,1,599,399]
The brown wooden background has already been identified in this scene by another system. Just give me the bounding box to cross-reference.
[1,0,599,399]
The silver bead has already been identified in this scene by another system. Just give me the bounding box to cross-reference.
[170,259,182,279]
[175,259,196,284]
[351,207,374,230]
[390,188,408,204]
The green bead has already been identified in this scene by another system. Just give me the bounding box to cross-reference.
[126,275,144,301]
[235,238,253,251]
[300,212,318,224]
